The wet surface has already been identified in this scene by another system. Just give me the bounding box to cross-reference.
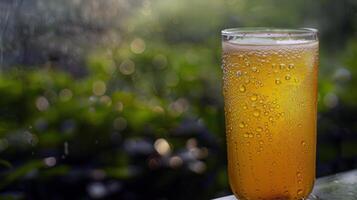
[214,169,357,200]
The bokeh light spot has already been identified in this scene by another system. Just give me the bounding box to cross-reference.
[169,156,183,169]
[36,96,49,111]
[119,59,135,75]
[59,88,73,102]
[115,101,124,112]
[154,138,171,156]
[100,95,112,106]
[130,38,146,54]
[44,157,56,167]
[188,161,206,174]
[113,117,127,131]
[92,81,106,96]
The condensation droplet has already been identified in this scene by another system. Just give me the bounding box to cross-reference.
[251,95,258,101]
[253,110,260,117]
[256,127,263,132]
[237,71,242,77]
[288,64,295,69]
[251,67,257,72]
[285,74,291,80]
[280,63,286,69]
[244,133,249,138]
[275,78,281,85]
[239,122,245,128]
[297,189,303,196]
[239,85,246,92]
[301,141,306,146]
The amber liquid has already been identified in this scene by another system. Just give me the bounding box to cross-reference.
[222,40,318,200]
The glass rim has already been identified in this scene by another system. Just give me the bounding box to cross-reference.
[221,27,318,38]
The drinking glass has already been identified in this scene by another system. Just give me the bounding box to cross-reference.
[221,28,319,199]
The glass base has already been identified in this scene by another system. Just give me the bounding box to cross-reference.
[214,194,320,200]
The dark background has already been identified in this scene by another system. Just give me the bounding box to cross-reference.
[0,0,357,199]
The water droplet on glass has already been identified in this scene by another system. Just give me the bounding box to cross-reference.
[250,95,258,101]
[244,133,249,138]
[301,141,306,146]
[275,78,281,85]
[237,71,242,77]
[239,122,245,128]
[285,74,291,80]
[253,110,260,117]
[251,67,257,72]
[280,64,286,69]
[239,85,246,92]
[297,189,303,196]
[288,64,295,69]
[256,127,263,132]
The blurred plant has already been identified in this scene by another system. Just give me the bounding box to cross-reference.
[0,39,227,199]
[0,0,357,199]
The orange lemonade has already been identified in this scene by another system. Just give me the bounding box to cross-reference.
[222,29,319,200]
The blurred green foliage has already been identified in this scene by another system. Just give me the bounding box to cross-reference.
[0,0,357,199]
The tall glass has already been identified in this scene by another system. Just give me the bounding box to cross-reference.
[221,28,318,200]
